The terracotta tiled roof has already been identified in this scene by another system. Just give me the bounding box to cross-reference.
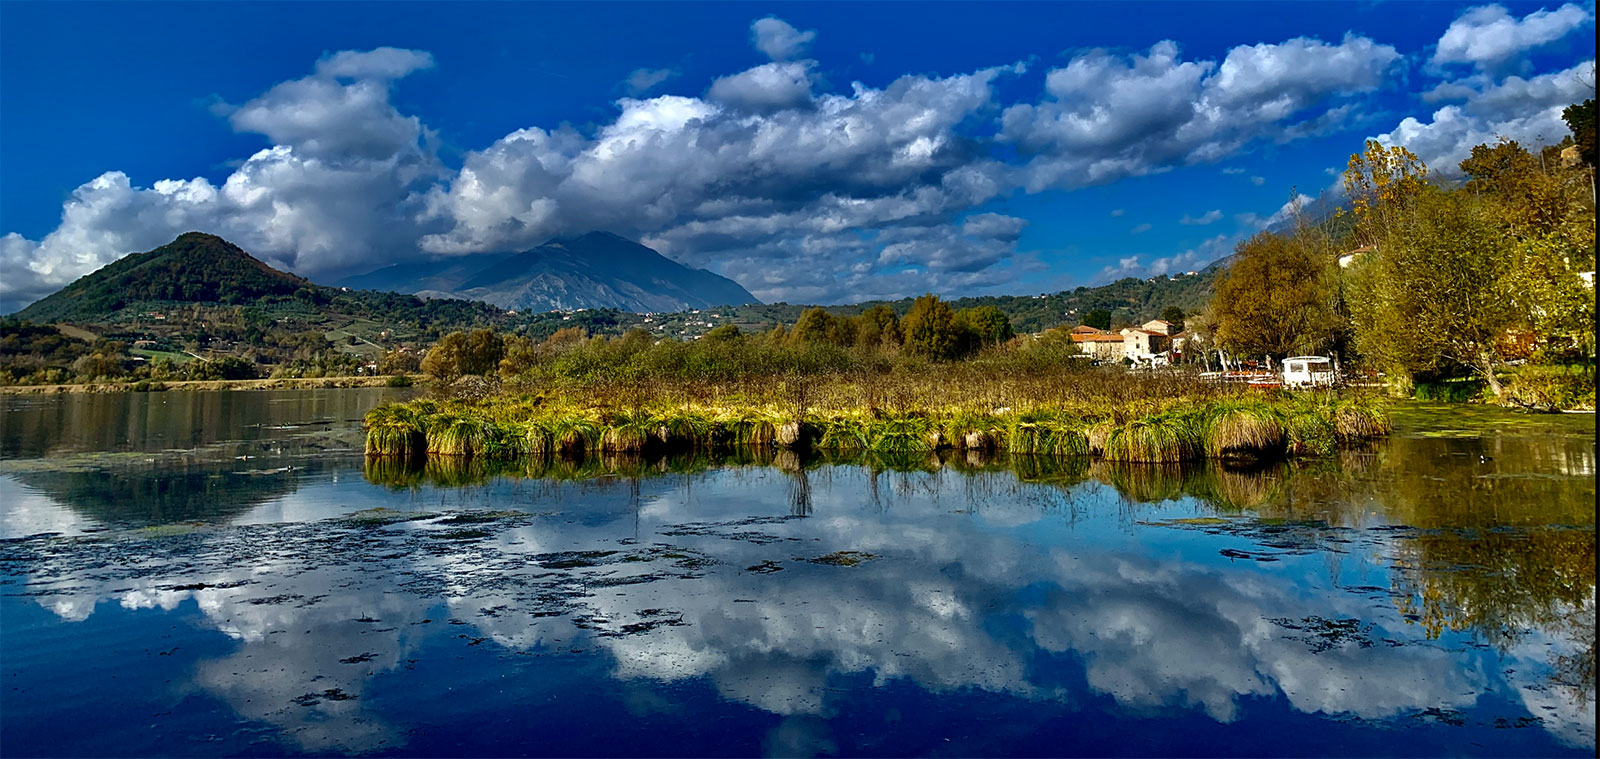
[1072,334,1125,342]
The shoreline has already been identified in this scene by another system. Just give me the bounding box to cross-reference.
[0,375,414,395]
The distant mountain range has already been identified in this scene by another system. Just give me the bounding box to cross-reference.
[338,232,760,313]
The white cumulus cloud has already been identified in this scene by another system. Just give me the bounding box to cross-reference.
[1433,3,1593,71]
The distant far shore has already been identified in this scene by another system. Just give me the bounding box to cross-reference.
[0,375,414,395]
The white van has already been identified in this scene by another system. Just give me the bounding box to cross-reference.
[1282,356,1336,388]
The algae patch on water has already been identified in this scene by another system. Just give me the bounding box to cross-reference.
[803,550,878,567]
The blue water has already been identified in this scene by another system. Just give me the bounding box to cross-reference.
[0,390,1593,757]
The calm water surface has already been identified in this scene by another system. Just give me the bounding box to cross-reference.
[0,390,1593,757]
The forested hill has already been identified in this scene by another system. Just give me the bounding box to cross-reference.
[512,267,1222,340]
[734,270,1217,334]
[17,233,308,322]
[15,232,505,331]
[902,271,1217,333]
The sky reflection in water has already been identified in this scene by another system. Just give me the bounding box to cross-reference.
[0,393,1593,757]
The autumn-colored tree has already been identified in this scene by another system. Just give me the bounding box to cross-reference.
[789,307,855,347]
[1211,231,1340,360]
[541,326,588,351]
[1341,139,1429,247]
[378,348,420,374]
[1460,139,1568,233]
[901,294,962,360]
[460,329,505,375]
[421,332,466,380]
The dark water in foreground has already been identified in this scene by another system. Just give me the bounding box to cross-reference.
[0,390,1593,757]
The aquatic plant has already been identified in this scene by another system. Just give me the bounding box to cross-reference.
[815,415,870,451]
[364,404,425,457]
[1331,396,1391,441]
[1283,398,1339,457]
[1204,401,1287,459]
[1006,416,1089,457]
[1102,412,1204,462]
[867,414,937,453]
[361,381,1390,465]
[601,409,658,452]
[426,413,500,456]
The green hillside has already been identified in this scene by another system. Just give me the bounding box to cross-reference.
[15,232,506,335]
[17,233,309,322]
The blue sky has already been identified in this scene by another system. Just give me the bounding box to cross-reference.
[1,1,1594,310]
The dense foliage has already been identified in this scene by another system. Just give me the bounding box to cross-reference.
[1205,125,1595,409]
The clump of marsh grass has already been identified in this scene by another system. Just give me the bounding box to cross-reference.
[601,409,657,452]
[1086,420,1115,455]
[1102,412,1204,463]
[549,416,601,454]
[425,414,499,456]
[1283,398,1338,457]
[1007,416,1089,457]
[815,415,870,452]
[1205,401,1287,459]
[867,414,936,453]
[1332,396,1391,441]
[363,404,426,457]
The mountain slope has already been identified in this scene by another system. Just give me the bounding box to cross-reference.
[334,253,515,294]
[348,232,760,312]
[12,232,506,336]
[16,233,312,322]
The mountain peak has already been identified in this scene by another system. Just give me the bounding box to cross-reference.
[342,231,760,313]
[16,232,308,321]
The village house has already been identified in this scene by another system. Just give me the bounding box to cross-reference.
[1121,327,1171,362]
[1069,328,1128,361]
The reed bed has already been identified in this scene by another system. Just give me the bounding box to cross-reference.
[364,373,1390,465]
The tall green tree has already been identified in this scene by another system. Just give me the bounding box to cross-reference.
[1562,99,1596,168]
[1081,309,1112,331]
[789,307,854,347]
[1347,189,1518,397]
[956,305,1015,346]
[461,329,505,375]
[901,294,962,360]
[422,332,466,380]
[854,304,902,350]
[1160,306,1186,332]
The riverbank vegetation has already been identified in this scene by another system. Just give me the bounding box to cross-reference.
[1208,100,1596,411]
[363,369,1389,464]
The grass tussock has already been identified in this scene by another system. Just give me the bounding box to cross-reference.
[1102,412,1204,463]
[1205,401,1287,459]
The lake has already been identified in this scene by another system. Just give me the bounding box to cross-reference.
[0,389,1593,757]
